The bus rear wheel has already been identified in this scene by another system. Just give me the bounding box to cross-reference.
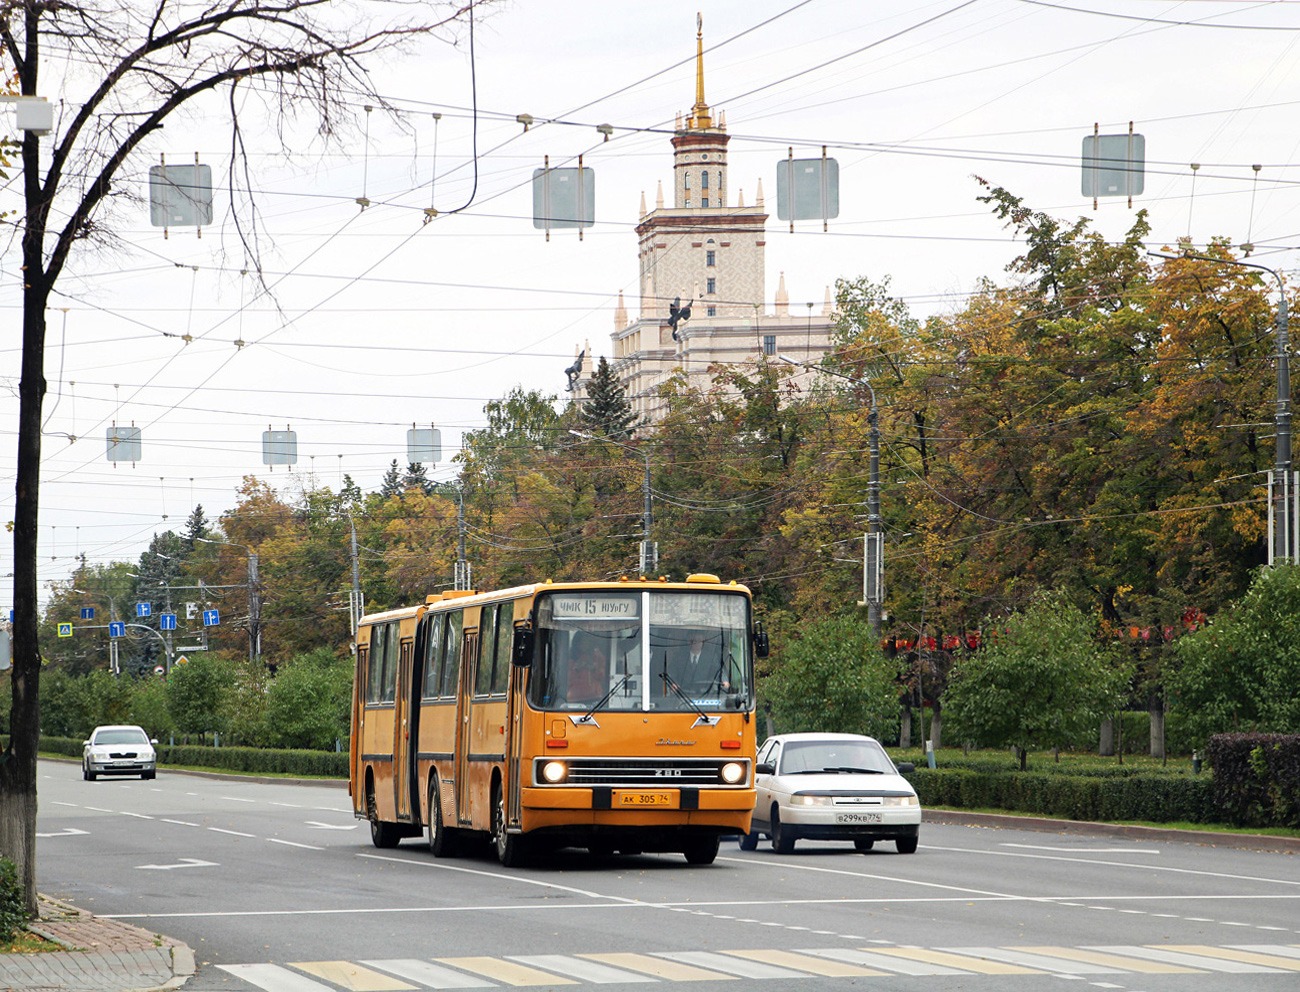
[428,779,457,858]
[492,783,529,868]
[367,785,400,849]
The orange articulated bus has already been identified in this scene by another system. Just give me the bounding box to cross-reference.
[349,573,767,866]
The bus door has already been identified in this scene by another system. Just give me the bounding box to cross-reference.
[393,634,415,821]
[506,611,526,830]
[454,625,480,826]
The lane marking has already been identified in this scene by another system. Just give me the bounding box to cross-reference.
[580,952,737,981]
[120,812,154,819]
[361,959,495,989]
[715,855,1023,900]
[721,948,885,976]
[876,947,1042,974]
[291,961,417,990]
[208,827,255,837]
[268,838,325,850]
[1092,945,1283,973]
[1230,945,1300,960]
[946,946,1123,974]
[221,796,258,803]
[802,948,969,976]
[217,963,334,992]
[508,954,657,984]
[161,818,199,827]
[306,821,359,830]
[136,858,218,871]
[1161,945,1300,970]
[652,950,811,979]
[35,827,89,838]
[436,956,577,986]
[1006,946,1200,973]
[1001,844,1161,854]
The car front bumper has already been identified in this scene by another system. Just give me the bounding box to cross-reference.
[86,757,155,775]
[777,804,921,840]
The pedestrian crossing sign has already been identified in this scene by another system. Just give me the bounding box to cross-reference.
[57,622,73,637]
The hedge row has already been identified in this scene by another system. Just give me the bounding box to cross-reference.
[41,736,348,778]
[1206,733,1300,829]
[909,767,1216,824]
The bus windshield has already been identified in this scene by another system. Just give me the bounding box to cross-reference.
[528,589,751,712]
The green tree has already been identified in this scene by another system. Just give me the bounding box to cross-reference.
[379,460,405,500]
[761,616,900,739]
[1170,563,1300,745]
[577,356,639,439]
[404,462,434,496]
[165,654,236,739]
[944,591,1126,769]
[264,649,353,749]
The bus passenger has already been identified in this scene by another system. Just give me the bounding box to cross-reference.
[566,641,609,702]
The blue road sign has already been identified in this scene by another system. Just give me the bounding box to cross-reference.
[80,606,95,620]
[160,613,177,631]
[136,602,152,618]
[202,609,220,627]
[109,622,126,638]
[57,623,73,638]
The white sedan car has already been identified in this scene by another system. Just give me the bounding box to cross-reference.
[82,725,157,781]
[743,732,920,854]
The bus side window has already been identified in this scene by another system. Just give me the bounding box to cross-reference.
[380,621,399,703]
[491,603,513,694]
[440,610,463,698]
[366,625,386,703]
[475,606,497,697]
[422,613,444,700]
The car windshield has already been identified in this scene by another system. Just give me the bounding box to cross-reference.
[93,728,149,745]
[779,739,895,775]
[528,590,752,712]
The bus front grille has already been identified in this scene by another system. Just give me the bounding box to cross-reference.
[534,758,748,788]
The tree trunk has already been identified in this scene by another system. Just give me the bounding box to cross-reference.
[929,699,942,751]
[1149,692,1166,760]
[1099,717,1115,756]
[899,702,912,749]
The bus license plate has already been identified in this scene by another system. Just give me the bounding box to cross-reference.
[835,811,882,824]
[617,791,672,807]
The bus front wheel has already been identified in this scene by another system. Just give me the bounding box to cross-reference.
[492,783,529,868]
[683,836,720,865]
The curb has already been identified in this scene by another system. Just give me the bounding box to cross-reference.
[925,808,1300,853]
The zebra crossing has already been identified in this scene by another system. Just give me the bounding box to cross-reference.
[218,943,1300,989]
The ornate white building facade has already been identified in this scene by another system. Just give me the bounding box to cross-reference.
[568,22,835,422]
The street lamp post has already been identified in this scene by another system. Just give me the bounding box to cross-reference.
[779,356,883,634]
[1151,251,1294,563]
[570,429,656,575]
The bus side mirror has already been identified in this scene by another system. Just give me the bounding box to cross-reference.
[754,628,770,658]
[512,627,534,668]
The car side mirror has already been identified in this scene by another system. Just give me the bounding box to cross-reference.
[82,740,90,746]
[896,762,915,774]
[755,762,775,775]
[511,627,534,668]
[150,739,159,745]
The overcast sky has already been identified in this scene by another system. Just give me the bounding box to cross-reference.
[5,0,1300,605]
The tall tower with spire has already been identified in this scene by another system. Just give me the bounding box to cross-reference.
[600,16,834,422]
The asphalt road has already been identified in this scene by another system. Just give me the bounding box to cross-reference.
[34,758,1300,992]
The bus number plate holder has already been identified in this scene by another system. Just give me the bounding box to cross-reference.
[617,791,672,807]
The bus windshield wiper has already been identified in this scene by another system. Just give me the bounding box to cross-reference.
[820,766,884,774]
[576,675,629,725]
[658,657,716,724]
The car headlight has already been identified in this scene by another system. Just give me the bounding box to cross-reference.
[541,760,567,784]
[719,762,745,785]
[790,794,834,806]
[881,795,919,807]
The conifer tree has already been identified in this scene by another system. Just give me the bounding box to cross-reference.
[405,462,434,496]
[577,356,639,439]
[380,459,404,500]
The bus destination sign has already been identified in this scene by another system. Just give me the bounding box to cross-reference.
[551,595,639,620]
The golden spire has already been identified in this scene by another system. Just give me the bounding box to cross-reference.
[690,13,713,129]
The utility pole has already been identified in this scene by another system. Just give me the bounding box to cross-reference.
[455,485,472,591]
[349,515,363,633]
[247,552,261,666]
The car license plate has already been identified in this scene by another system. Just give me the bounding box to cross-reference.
[835,811,883,824]
[617,791,672,807]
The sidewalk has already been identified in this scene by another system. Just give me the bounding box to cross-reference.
[0,894,195,992]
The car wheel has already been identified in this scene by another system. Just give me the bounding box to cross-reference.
[854,839,874,852]
[896,835,919,854]
[683,836,720,865]
[492,783,529,867]
[738,829,759,851]
[427,778,457,858]
[142,770,155,781]
[82,761,90,781]
[367,786,400,849]
[85,763,97,782]
[770,807,795,854]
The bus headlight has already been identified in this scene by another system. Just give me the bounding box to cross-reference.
[541,761,567,784]
[719,762,745,785]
